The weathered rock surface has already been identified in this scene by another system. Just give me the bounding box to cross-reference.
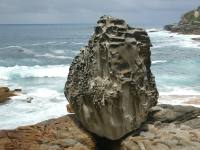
[0,104,200,150]
[120,104,200,150]
[64,16,158,140]
[0,115,95,150]
[149,104,200,123]
[164,6,200,35]
[121,122,200,150]
[0,87,18,103]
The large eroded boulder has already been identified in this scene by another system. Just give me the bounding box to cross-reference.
[65,16,158,140]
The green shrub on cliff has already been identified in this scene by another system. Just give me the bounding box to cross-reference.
[180,7,200,24]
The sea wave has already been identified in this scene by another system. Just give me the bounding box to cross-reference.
[0,87,67,129]
[158,86,200,106]
[0,45,34,55]
[31,41,69,46]
[0,65,69,80]
[35,53,72,59]
[148,29,200,49]
[71,42,85,45]
[159,95,200,106]
[152,60,167,64]
[160,87,200,96]
[146,28,161,32]
[0,45,22,50]
[31,41,57,46]
[52,50,65,54]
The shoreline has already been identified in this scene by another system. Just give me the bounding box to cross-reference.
[159,95,200,107]
[1,104,200,149]
[0,84,200,130]
[0,94,200,130]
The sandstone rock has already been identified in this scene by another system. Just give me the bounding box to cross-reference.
[0,87,17,103]
[64,16,158,140]
[0,115,95,150]
[121,123,200,150]
[0,103,199,150]
[67,104,74,113]
[149,104,200,123]
[120,105,200,150]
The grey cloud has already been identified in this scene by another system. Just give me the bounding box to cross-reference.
[0,0,199,26]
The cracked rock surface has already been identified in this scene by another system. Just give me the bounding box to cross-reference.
[120,104,200,150]
[0,115,95,150]
[64,16,158,140]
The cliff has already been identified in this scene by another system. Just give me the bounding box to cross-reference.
[164,6,200,34]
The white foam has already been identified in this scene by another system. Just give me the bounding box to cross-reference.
[160,87,200,96]
[152,60,167,64]
[157,86,200,107]
[71,42,85,45]
[146,28,161,32]
[31,41,69,46]
[35,53,72,59]
[0,65,69,80]
[148,29,200,49]
[29,88,61,98]
[158,95,200,106]
[0,45,22,50]
[0,88,68,129]
[53,50,66,54]
[31,41,57,46]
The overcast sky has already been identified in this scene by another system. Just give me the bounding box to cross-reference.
[0,0,199,26]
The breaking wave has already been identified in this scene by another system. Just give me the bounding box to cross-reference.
[0,65,69,80]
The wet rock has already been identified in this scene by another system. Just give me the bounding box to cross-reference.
[0,115,95,150]
[64,16,158,140]
[14,89,22,92]
[0,87,17,103]
[192,37,200,42]
[26,97,33,103]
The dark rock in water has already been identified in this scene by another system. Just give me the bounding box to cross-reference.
[192,37,200,42]
[26,97,33,103]
[164,6,200,35]
[64,16,158,140]
[14,89,22,92]
[0,87,17,103]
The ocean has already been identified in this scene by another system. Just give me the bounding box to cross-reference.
[0,24,200,129]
